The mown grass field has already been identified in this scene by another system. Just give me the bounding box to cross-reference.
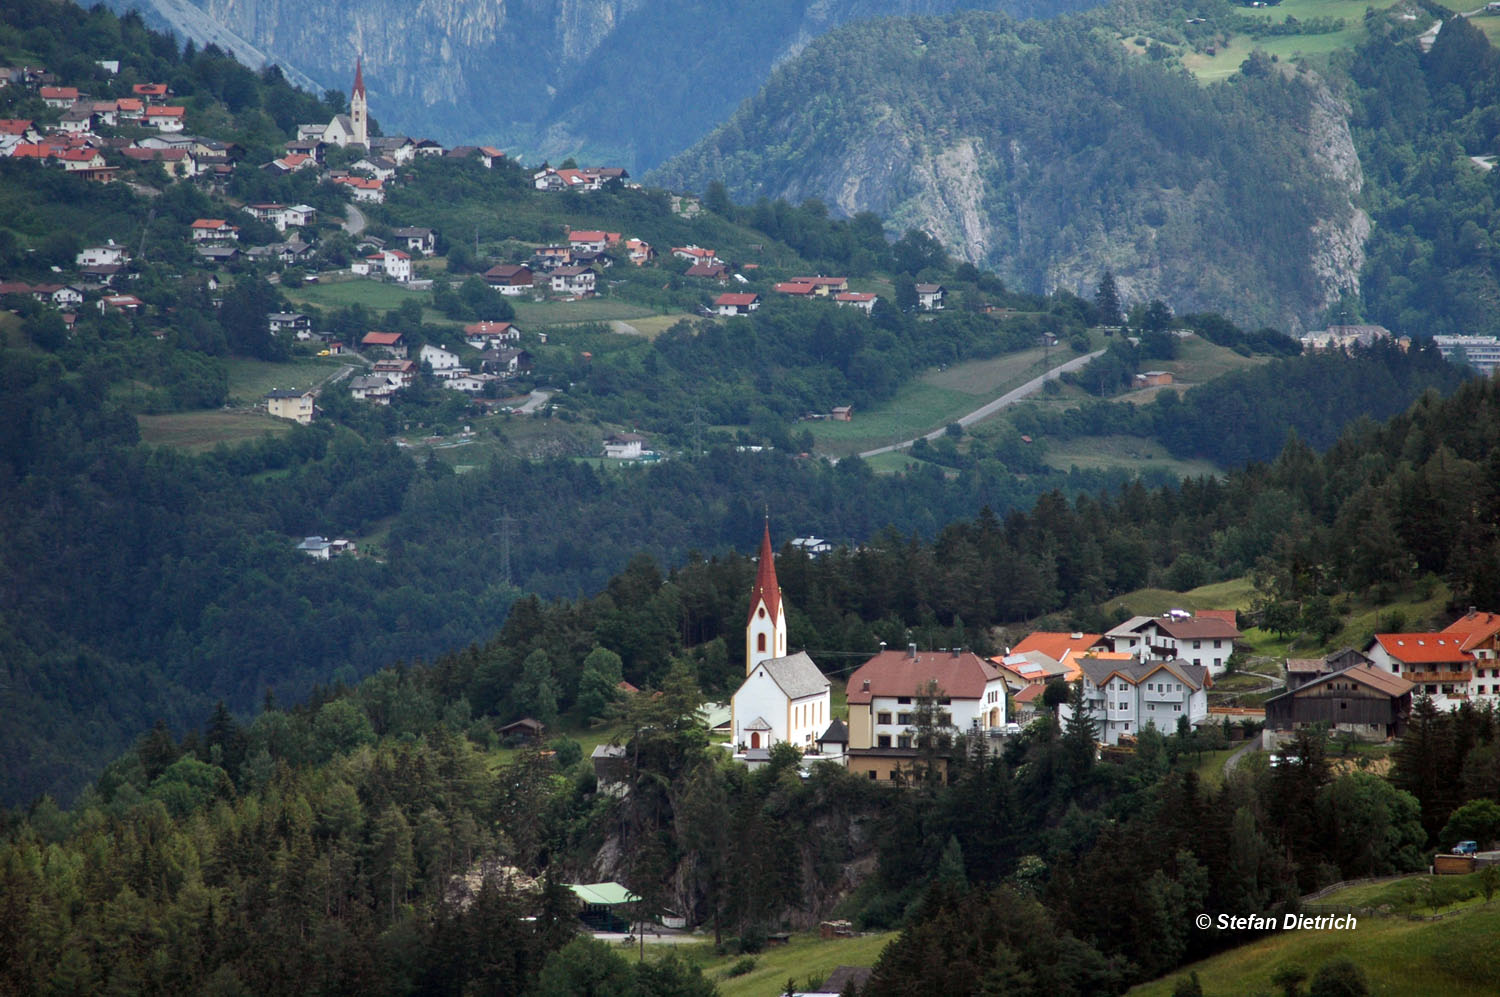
[808,343,1069,456]
[285,278,432,312]
[1129,902,1500,996]
[1173,0,1401,82]
[510,298,665,327]
[667,932,896,997]
[224,356,349,404]
[137,410,291,451]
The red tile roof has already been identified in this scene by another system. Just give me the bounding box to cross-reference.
[1011,632,1103,661]
[846,649,1001,704]
[747,522,781,626]
[0,119,33,135]
[464,321,514,336]
[715,293,758,307]
[1442,610,1500,651]
[362,331,404,346]
[1372,633,1471,664]
[145,105,184,117]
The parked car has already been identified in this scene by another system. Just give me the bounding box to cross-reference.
[1453,840,1479,855]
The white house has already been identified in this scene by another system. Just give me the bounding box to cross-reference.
[915,283,946,311]
[1103,613,1241,675]
[835,292,878,313]
[1364,632,1475,711]
[732,652,833,753]
[550,266,596,296]
[420,343,461,372]
[1062,658,1210,746]
[358,250,411,282]
[76,243,128,267]
[391,226,435,254]
[714,292,760,316]
[845,646,1009,751]
[143,106,185,132]
[603,433,645,459]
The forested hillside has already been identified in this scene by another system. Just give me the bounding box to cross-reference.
[653,9,1362,331]
[12,370,1500,993]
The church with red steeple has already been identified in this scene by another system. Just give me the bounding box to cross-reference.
[349,56,368,148]
[746,519,787,674]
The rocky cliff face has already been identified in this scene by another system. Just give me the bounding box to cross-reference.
[655,14,1370,331]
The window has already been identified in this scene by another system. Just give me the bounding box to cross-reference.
[1193,640,1202,649]
[898,734,912,749]
[877,711,892,725]
[1214,658,1222,668]
[757,634,765,652]
[897,712,913,725]
[1214,639,1223,648]
[1148,703,1155,711]
[1174,704,1182,712]
[868,770,877,780]
[877,734,891,748]
[897,696,911,704]
[1123,722,1130,731]
[1118,702,1129,711]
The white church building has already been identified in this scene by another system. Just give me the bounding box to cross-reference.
[730,523,833,757]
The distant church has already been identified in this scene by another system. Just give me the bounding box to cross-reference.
[730,522,832,757]
[299,58,368,148]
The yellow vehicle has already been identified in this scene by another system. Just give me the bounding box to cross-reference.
[318,349,330,356]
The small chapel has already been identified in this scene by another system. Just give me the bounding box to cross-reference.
[730,523,833,758]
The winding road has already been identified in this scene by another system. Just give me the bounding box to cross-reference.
[858,349,1105,459]
[343,203,367,237]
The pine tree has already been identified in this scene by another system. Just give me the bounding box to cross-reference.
[1062,679,1097,777]
[1094,269,1122,328]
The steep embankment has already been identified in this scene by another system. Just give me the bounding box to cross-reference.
[653,11,1369,332]
[105,0,1100,167]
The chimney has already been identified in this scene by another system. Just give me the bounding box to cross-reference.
[951,647,960,658]
[878,641,886,651]
[908,643,917,659]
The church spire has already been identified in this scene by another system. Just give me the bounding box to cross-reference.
[747,519,780,626]
[745,519,787,674]
[352,56,366,98]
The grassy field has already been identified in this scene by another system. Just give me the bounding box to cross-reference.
[285,278,432,312]
[608,313,695,338]
[1472,12,1500,45]
[1130,902,1500,996]
[1189,747,1241,787]
[1107,578,1259,618]
[1042,434,1222,478]
[861,451,926,474]
[137,410,292,451]
[1176,0,1402,82]
[1320,873,1491,915]
[225,356,351,404]
[510,298,665,328]
[808,344,1067,456]
[668,932,896,997]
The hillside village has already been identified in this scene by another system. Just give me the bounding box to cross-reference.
[1,50,956,458]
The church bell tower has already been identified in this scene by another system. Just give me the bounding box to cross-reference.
[746,520,787,674]
[349,56,368,148]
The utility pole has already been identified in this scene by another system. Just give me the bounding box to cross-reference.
[494,508,515,586]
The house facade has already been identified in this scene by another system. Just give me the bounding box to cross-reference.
[1265,665,1413,739]
[1103,613,1241,674]
[550,266,596,296]
[1064,658,1211,746]
[266,389,315,424]
[731,652,832,753]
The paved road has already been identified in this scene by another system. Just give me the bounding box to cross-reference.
[516,390,553,413]
[344,204,367,237]
[858,349,1105,459]
[1222,737,1261,778]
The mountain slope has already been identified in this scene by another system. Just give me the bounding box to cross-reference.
[105,0,1101,168]
[652,11,1368,331]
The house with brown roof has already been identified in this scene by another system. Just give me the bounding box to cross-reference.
[714,292,760,316]
[143,105,185,132]
[671,245,721,265]
[464,320,520,348]
[844,645,1008,782]
[1103,613,1241,674]
[915,283,946,311]
[774,279,818,297]
[550,265,596,297]
[1265,665,1414,739]
[1285,647,1372,691]
[482,264,533,295]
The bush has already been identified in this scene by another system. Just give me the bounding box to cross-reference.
[724,957,757,978]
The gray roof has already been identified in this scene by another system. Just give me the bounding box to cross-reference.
[1080,657,1208,692]
[757,651,830,700]
[591,744,626,759]
[819,719,848,744]
[742,716,772,731]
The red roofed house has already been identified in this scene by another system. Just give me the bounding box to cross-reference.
[714,292,760,316]
[793,276,848,297]
[1103,613,1242,674]
[333,174,384,202]
[671,245,721,265]
[40,86,80,109]
[144,106,185,132]
[624,238,653,265]
[55,147,105,171]
[845,644,1008,782]
[132,83,169,98]
[1366,632,1477,710]
[566,230,619,253]
[115,98,144,121]
[464,321,520,347]
[835,291,878,313]
[361,331,408,358]
[190,219,238,242]
[774,279,818,297]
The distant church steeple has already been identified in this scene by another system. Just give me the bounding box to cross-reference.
[746,520,787,674]
[349,56,368,148]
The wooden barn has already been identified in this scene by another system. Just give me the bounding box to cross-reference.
[1264,665,1413,740]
